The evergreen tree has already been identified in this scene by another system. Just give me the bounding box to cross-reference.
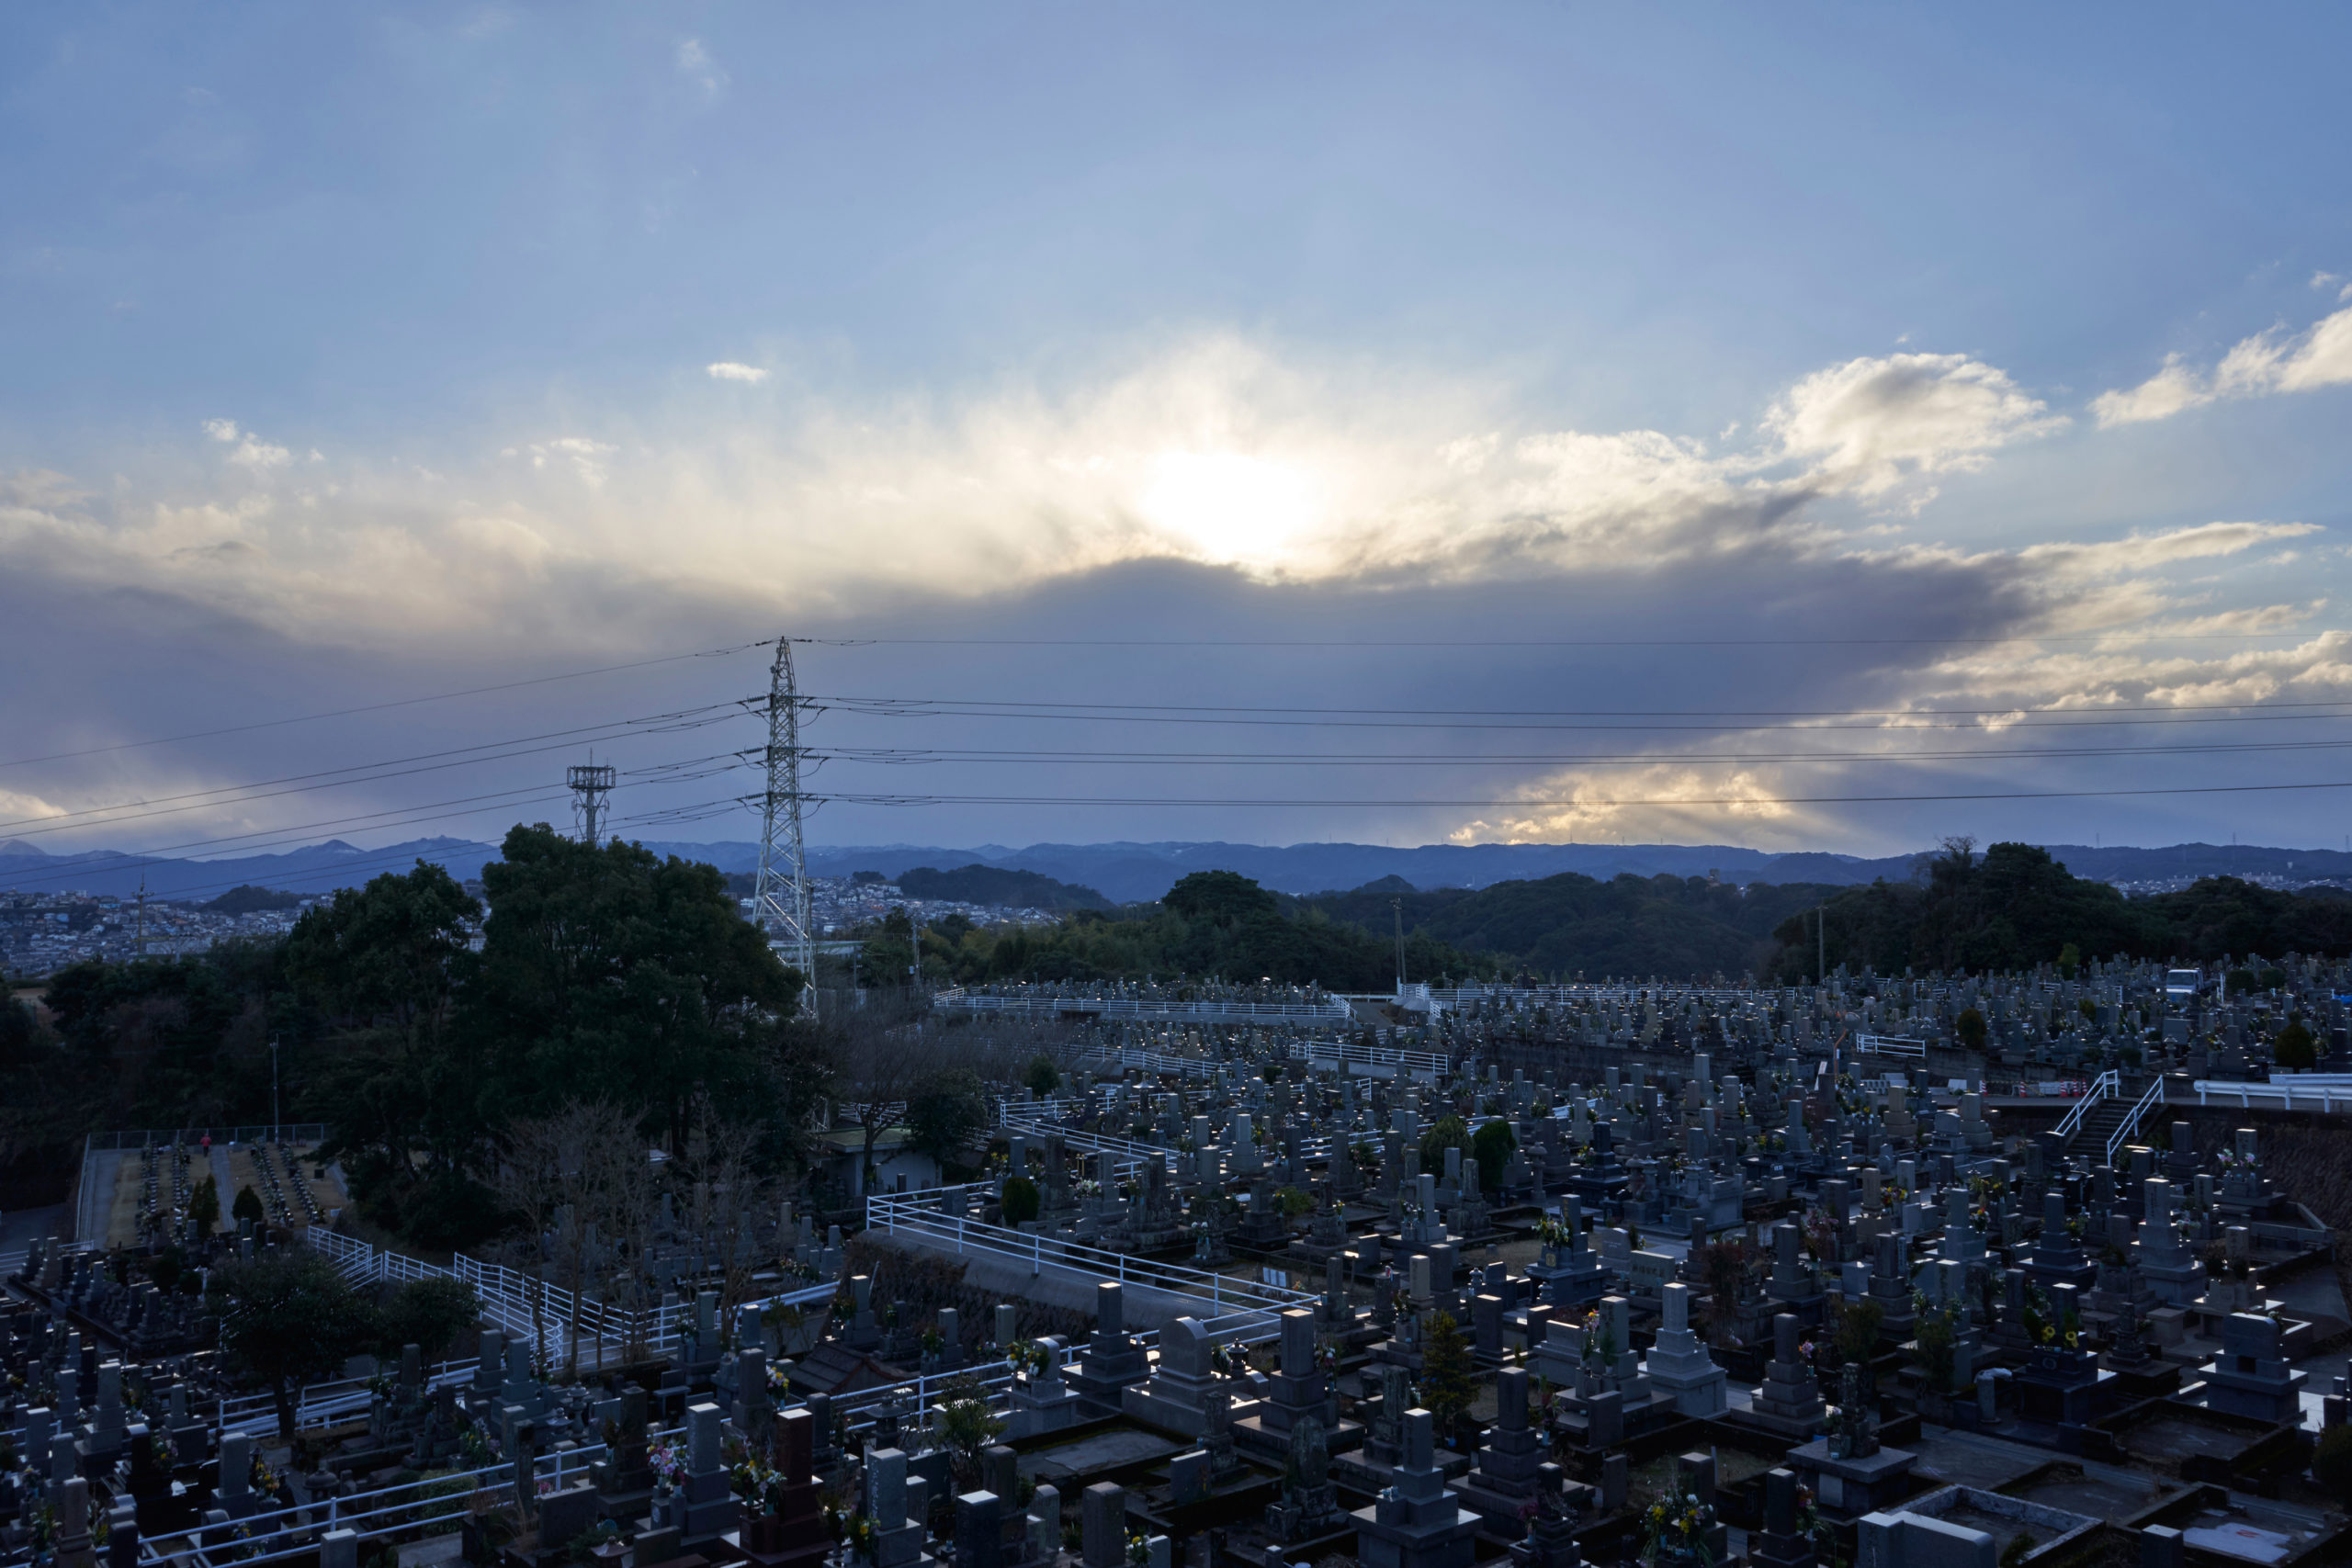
[1419,1310,1476,1442]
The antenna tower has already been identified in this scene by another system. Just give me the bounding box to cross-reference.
[752,638,818,1013]
[568,761,616,847]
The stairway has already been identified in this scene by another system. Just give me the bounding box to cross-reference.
[2064,1077,2151,1156]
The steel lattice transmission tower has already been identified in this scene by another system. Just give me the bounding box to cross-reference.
[752,638,818,1012]
[567,761,616,847]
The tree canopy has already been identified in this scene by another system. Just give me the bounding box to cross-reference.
[1767,840,2352,976]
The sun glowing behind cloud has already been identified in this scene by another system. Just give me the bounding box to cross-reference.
[1136,451,1324,568]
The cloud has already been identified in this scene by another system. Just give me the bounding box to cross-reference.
[511,435,617,484]
[0,336,2295,681]
[1451,763,1799,847]
[676,38,727,99]
[2094,303,2352,426]
[202,417,292,470]
[1763,353,2065,501]
[706,361,769,383]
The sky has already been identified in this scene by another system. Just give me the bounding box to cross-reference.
[6,4,2352,874]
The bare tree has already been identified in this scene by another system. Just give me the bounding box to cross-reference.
[494,1101,652,1378]
[831,1001,965,1191]
[673,1119,775,1350]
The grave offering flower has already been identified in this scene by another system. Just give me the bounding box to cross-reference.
[844,1512,881,1562]
[1641,1489,1715,1568]
[1126,1529,1152,1568]
[649,1438,684,1485]
[1005,1339,1049,1378]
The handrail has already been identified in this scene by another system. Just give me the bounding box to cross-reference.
[145,1434,642,1567]
[2107,1076,2167,1166]
[303,1230,835,1371]
[2188,1078,2352,1112]
[2051,1069,2120,1142]
[862,1189,1315,1341]
[935,991,1351,1021]
[1854,1034,1929,1059]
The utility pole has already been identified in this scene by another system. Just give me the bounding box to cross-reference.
[1817,905,1827,987]
[567,760,616,847]
[134,875,148,958]
[270,1035,281,1145]
[752,638,819,1017]
[1392,897,1407,994]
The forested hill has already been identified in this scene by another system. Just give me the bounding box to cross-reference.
[1301,874,1842,980]
[1764,841,2352,979]
[895,863,1114,911]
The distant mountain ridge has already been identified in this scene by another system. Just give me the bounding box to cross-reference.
[4,833,2346,907]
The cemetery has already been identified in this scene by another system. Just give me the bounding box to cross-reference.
[8,955,2352,1568]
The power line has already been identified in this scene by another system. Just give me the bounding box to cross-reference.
[805,735,2352,766]
[0,703,751,840]
[825,693,2352,719]
[0,640,773,773]
[797,777,2352,810]
[0,784,756,908]
[820,698,2352,735]
[810,630,2345,648]
[0,747,741,893]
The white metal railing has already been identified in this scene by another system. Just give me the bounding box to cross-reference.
[1855,1034,1928,1059]
[216,1356,477,1438]
[1287,1035,1450,1077]
[935,990,1351,1021]
[2051,1070,2120,1142]
[1079,1046,1222,1080]
[2188,1078,2352,1112]
[863,1188,1313,1342]
[2108,1076,2168,1165]
[147,1432,646,1567]
[1429,984,1759,1007]
[301,1231,835,1370]
[1000,1119,1168,1175]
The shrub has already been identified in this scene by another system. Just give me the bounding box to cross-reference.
[2314,1424,2352,1493]
[1470,1120,1518,1192]
[1001,1176,1040,1226]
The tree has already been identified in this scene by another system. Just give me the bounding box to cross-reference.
[1696,1236,1750,1348]
[232,1185,265,1227]
[1001,1176,1040,1225]
[376,1277,482,1365]
[1418,1311,1476,1442]
[931,1375,1007,1486]
[1419,1114,1469,1174]
[1162,871,1280,926]
[831,1000,956,1185]
[462,825,804,1156]
[0,993,31,1068]
[187,1175,220,1235]
[1023,1055,1061,1100]
[907,1068,989,1169]
[1833,1296,1884,1378]
[2315,1423,2352,1494]
[207,1251,376,1438]
[2275,1019,2317,1070]
[293,863,483,1234]
[1470,1120,1517,1192]
[1955,1008,1986,1052]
